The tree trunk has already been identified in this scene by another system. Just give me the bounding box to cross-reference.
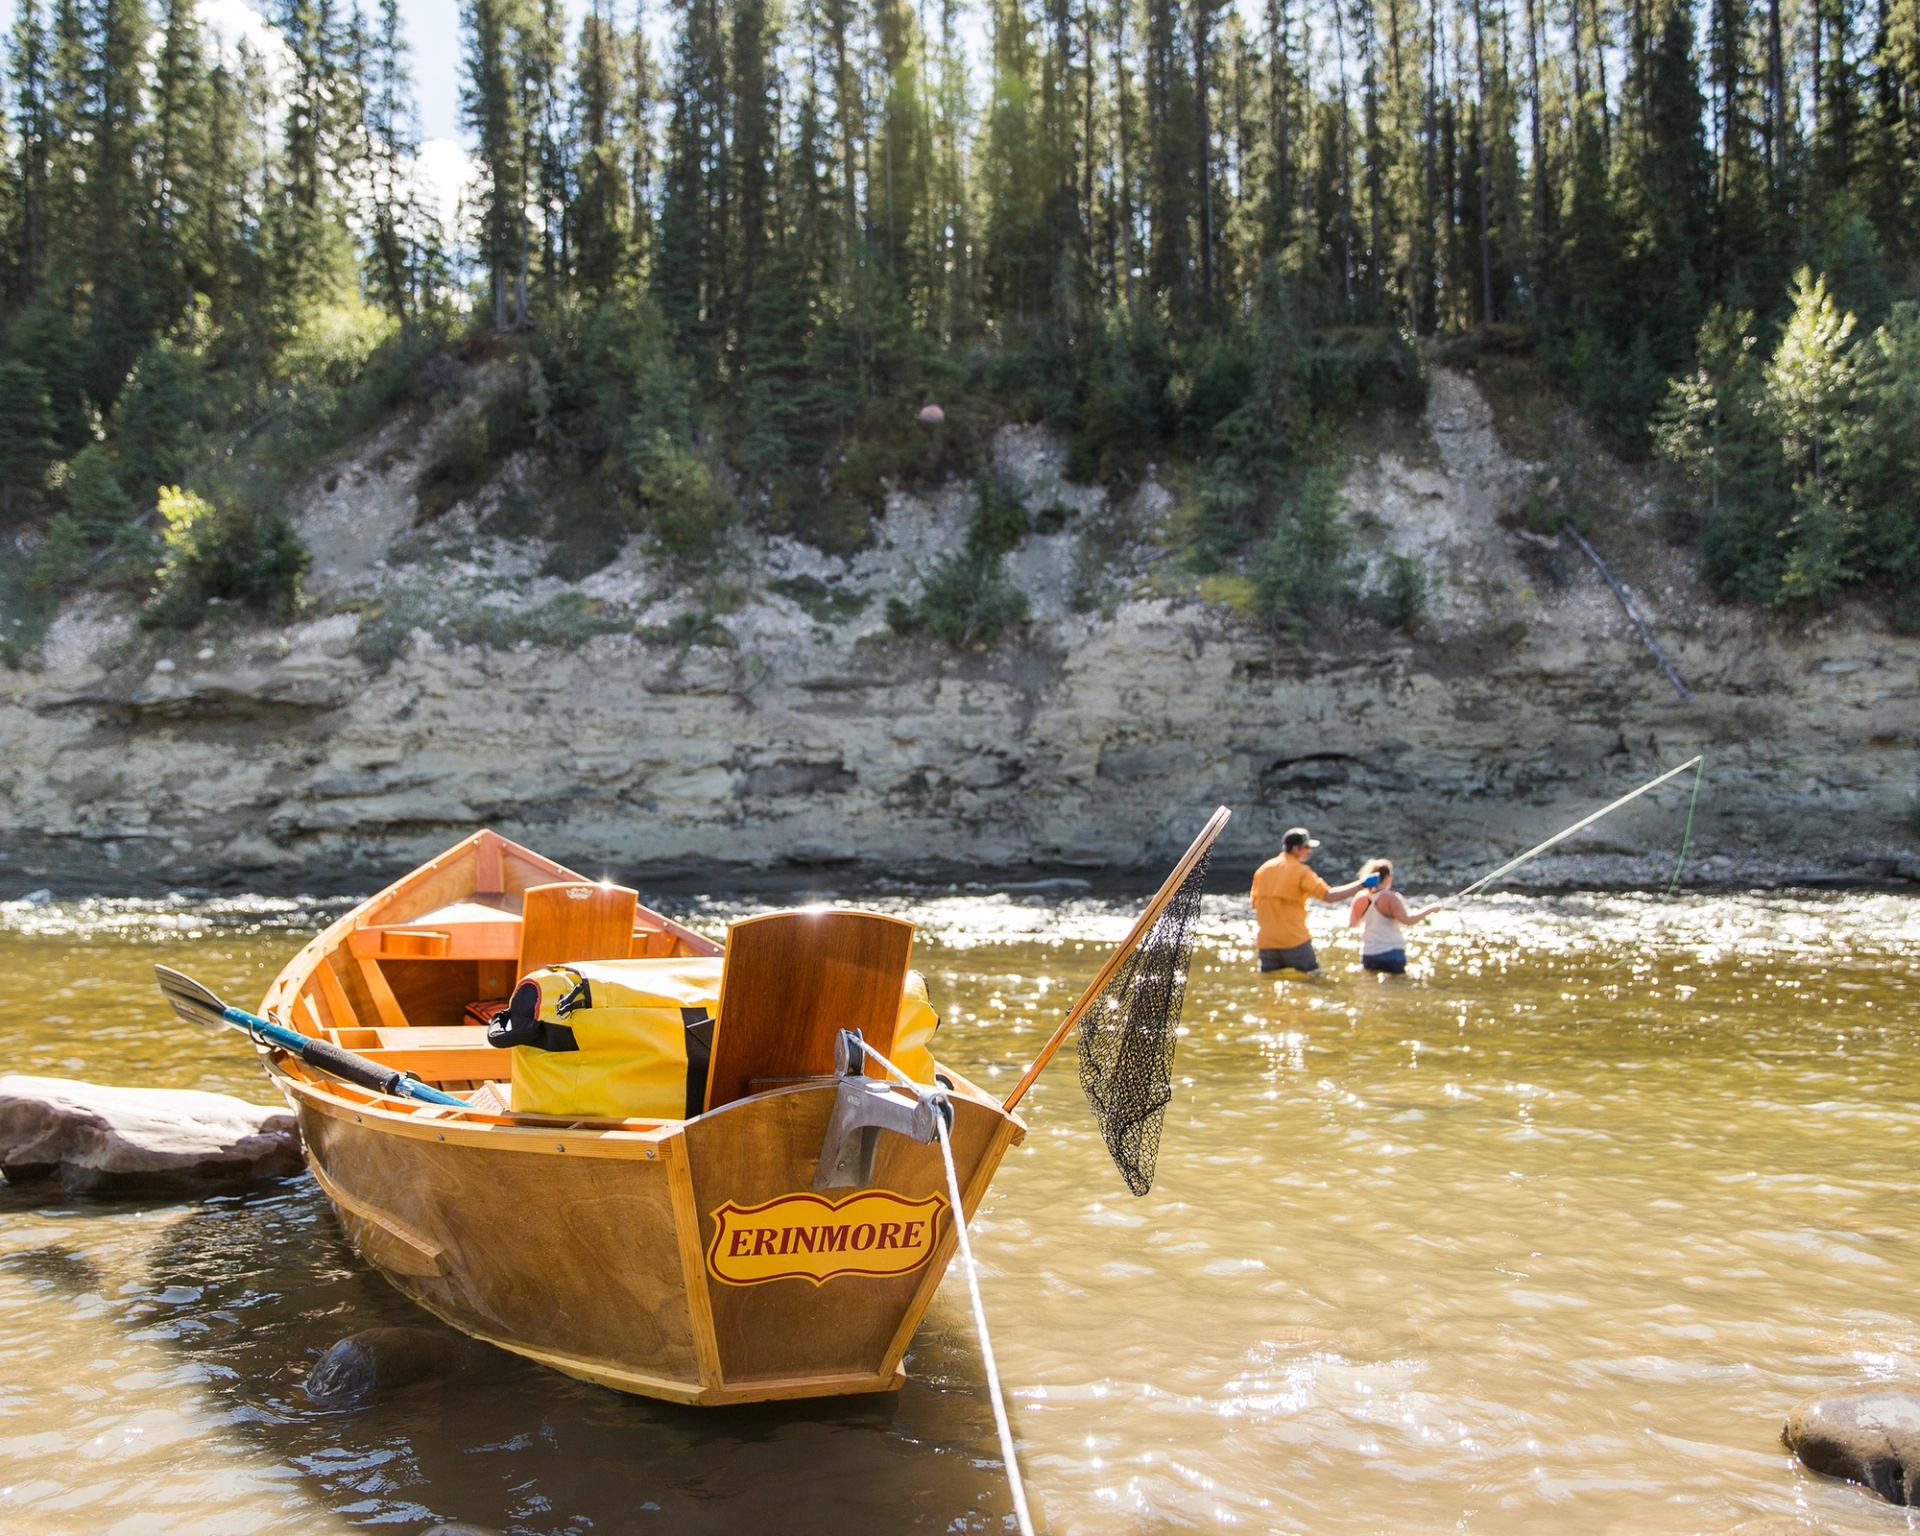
[1524,0,1548,283]
[1474,0,1494,324]
[1194,0,1217,302]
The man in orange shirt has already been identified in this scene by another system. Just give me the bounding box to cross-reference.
[1251,827,1375,974]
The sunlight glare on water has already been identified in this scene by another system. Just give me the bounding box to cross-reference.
[1,886,1917,1534]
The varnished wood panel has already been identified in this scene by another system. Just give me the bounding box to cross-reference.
[380,957,487,1030]
[301,1101,701,1384]
[681,1081,1012,1388]
[705,910,915,1111]
[518,882,638,980]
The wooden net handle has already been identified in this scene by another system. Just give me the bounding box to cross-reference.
[1001,806,1231,1113]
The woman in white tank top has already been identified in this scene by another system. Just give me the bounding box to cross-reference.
[1347,859,1444,974]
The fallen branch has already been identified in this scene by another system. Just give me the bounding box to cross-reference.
[1564,524,1692,704]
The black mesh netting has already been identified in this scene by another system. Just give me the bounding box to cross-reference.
[1076,844,1214,1197]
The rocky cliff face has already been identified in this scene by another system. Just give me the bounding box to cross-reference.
[3,368,1915,895]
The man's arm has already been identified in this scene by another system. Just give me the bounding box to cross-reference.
[1318,876,1370,902]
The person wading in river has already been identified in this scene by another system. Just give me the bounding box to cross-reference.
[1251,828,1373,974]
[1347,859,1444,975]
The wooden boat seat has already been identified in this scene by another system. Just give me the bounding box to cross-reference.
[346,890,680,966]
[324,1025,504,1085]
[703,909,915,1112]
[518,882,640,980]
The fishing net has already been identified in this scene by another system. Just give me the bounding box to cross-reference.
[1076,843,1214,1197]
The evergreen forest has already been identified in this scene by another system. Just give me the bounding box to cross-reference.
[0,0,1916,644]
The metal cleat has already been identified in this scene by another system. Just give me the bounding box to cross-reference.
[812,1030,952,1190]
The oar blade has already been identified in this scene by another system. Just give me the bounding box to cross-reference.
[153,964,229,1030]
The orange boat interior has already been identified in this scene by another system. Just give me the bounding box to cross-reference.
[265,831,725,1117]
[264,829,952,1130]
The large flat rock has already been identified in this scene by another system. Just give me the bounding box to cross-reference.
[0,1074,302,1195]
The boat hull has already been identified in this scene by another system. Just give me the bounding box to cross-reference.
[284,1057,1017,1405]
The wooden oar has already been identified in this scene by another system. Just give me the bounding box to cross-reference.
[1001,806,1231,1113]
[153,964,470,1108]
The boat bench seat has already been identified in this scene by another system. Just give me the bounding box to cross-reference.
[326,1024,504,1085]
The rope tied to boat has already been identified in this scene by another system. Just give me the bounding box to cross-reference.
[858,1040,1037,1536]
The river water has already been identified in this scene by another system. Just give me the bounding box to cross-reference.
[1,886,1917,1535]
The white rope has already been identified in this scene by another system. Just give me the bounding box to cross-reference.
[1447,754,1706,903]
[858,1040,1037,1536]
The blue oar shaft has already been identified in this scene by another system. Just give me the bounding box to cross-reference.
[223,1003,470,1108]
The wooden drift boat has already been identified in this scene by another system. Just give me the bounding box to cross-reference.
[257,829,1025,1406]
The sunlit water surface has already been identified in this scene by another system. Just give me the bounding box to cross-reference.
[1,887,1917,1535]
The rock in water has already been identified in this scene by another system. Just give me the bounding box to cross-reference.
[1784,1386,1920,1506]
[304,1327,460,1404]
[0,1074,301,1195]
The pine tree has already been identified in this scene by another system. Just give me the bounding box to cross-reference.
[1764,267,1860,602]
[730,0,777,353]
[984,0,1047,323]
[0,357,56,507]
[9,0,51,301]
[88,0,157,398]
[362,0,424,322]
[463,0,529,329]
[571,0,626,296]
[654,0,728,369]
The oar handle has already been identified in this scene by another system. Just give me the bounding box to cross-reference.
[224,1004,468,1108]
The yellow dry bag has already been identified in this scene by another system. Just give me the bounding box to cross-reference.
[488,959,945,1119]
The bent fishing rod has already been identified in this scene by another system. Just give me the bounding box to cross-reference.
[1446,754,1706,904]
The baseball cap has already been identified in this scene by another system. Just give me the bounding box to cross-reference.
[1282,827,1320,851]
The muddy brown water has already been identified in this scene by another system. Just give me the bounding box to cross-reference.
[1,888,1917,1535]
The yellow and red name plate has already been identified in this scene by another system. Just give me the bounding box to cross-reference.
[705,1190,949,1287]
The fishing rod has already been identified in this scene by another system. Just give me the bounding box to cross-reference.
[1447,754,1706,904]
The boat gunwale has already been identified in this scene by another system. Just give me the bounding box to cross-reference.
[257,829,1023,1146]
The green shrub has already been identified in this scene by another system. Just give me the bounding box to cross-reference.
[1068,310,1176,482]
[770,574,871,624]
[1308,327,1429,417]
[6,306,92,455]
[889,549,1029,647]
[416,409,495,519]
[352,591,629,669]
[1252,466,1354,636]
[1360,552,1428,632]
[1178,463,1262,575]
[25,512,89,591]
[147,484,308,628]
[0,359,57,512]
[276,298,400,404]
[629,430,733,572]
[110,342,202,503]
[58,444,132,533]
[969,473,1030,558]
[638,609,734,648]
[828,437,899,517]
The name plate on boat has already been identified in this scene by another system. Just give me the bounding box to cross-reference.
[706,1190,948,1287]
